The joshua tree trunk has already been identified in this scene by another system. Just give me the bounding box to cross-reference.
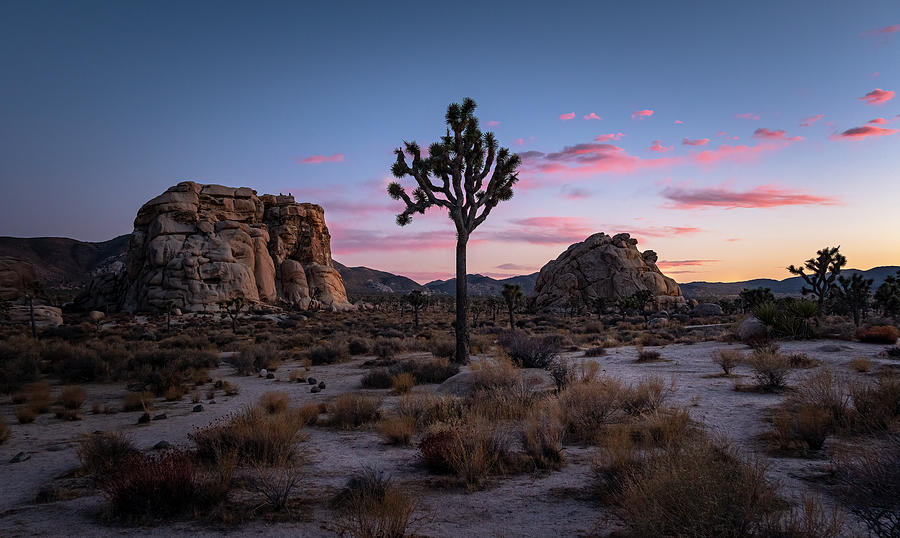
[28,295,36,339]
[455,236,469,363]
[508,306,515,330]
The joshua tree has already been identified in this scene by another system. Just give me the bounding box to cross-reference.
[874,270,900,317]
[388,98,520,363]
[832,273,873,327]
[617,290,654,318]
[501,284,524,329]
[23,281,44,339]
[787,246,846,314]
[739,287,775,312]
[405,290,427,328]
[220,297,245,333]
[593,297,609,318]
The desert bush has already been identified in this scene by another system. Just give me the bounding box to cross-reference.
[713,349,743,375]
[419,418,513,490]
[632,408,694,448]
[377,416,416,445]
[163,385,185,401]
[129,349,218,395]
[328,393,382,429]
[391,373,415,394]
[613,435,781,537]
[222,380,240,395]
[122,390,155,412]
[258,391,290,414]
[393,358,459,384]
[522,401,565,469]
[747,347,791,391]
[229,344,280,375]
[468,356,521,391]
[547,358,575,391]
[635,348,662,363]
[15,381,51,413]
[59,385,86,410]
[373,338,400,361]
[856,325,900,344]
[849,377,900,432]
[582,346,606,357]
[16,405,37,424]
[468,381,542,421]
[51,346,107,383]
[249,457,304,512]
[307,343,349,365]
[0,341,40,393]
[559,377,625,443]
[620,375,670,416]
[348,337,372,355]
[333,468,415,538]
[592,426,642,500]
[394,393,466,428]
[795,368,851,427]
[760,496,845,538]
[360,368,394,389]
[787,352,820,369]
[0,417,10,444]
[102,450,199,519]
[498,331,559,368]
[832,434,900,538]
[191,406,306,465]
[428,336,456,360]
[771,405,831,453]
[849,356,872,372]
[78,431,139,475]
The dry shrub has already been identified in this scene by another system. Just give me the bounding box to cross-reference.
[498,331,560,368]
[249,456,304,512]
[78,431,139,475]
[393,358,459,384]
[621,375,670,416]
[13,381,51,412]
[348,337,372,355]
[102,450,198,519]
[163,385,184,401]
[122,391,155,412]
[419,418,513,490]
[832,434,900,538]
[761,496,845,538]
[468,382,541,421]
[428,336,456,361]
[787,352,820,369]
[583,346,606,357]
[230,344,280,375]
[522,401,565,469]
[559,377,625,443]
[614,435,781,537]
[258,391,290,415]
[635,348,662,363]
[849,377,900,432]
[849,356,872,373]
[191,406,306,466]
[468,356,521,391]
[631,408,693,448]
[0,417,9,444]
[592,426,642,500]
[333,468,415,538]
[361,368,393,389]
[856,325,900,344]
[747,347,791,391]
[391,373,416,394]
[222,380,240,395]
[59,386,87,410]
[377,416,416,446]
[394,393,465,428]
[328,393,382,429]
[771,405,831,453]
[16,405,37,424]
[795,368,851,427]
[307,343,349,365]
[713,349,743,375]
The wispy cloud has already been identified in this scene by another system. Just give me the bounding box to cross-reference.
[831,125,898,139]
[298,153,344,164]
[559,112,576,120]
[867,118,887,125]
[583,112,602,120]
[682,137,710,146]
[649,140,672,152]
[735,112,760,120]
[862,24,900,37]
[486,120,501,126]
[661,183,838,210]
[595,133,625,141]
[656,259,718,268]
[495,263,538,272]
[753,128,803,141]
[495,217,594,245]
[799,114,824,127]
[631,109,654,119]
[860,88,895,105]
[673,120,684,124]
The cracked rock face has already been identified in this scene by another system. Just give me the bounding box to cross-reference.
[531,232,684,311]
[118,181,352,312]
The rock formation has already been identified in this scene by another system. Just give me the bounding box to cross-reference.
[103,182,351,312]
[531,232,684,312]
[0,257,38,301]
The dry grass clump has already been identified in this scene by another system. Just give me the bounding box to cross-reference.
[582,345,606,357]
[376,416,416,445]
[222,380,240,396]
[101,450,201,520]
[0,416,10,444]
[558,377,626,443]
[770,405,832,454]
[468,382,543,421]
[468,356,521,392]
[327,393,382,429]
[0,339,40,393]
[635,348,662,363]
[621,375,671,416]
[746,346,791,391]
[392,358,459,384]
[856,325,900,344]
[229,344,280,375]
[849,377,900,432]
[78,431,139,475]
[393,393,466,428]
[498,331,560,368]
[307,342,349,365]
[122,391,155,412]
[13,381,52,412]
[391,373,416,394]
[348,337,372,356]
[713,349,743,376]
[360,368,393,389]
[258,391,290,414]
[248,454,304,512]
[418,418,514,490]
[191,405,306,466]
[16,405,38,424]
[522,401,566,469]
[832,434,900,538]
[849,356,873,373]
[59,385,87,409]
[332,468,415,538]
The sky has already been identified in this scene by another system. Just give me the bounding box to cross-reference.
[1,1,898,284]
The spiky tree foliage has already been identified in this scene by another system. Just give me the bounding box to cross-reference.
[388,98,520,362]
[787,246,847,314]
[617,290,655,318]
[739,287,775,312]
[501,284,524,330]
[874,271,900,317]
[831,273,873,327]
[405,290,427,328]
[220,297,245,333]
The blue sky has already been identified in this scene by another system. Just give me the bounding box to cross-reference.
[1,1,898,282]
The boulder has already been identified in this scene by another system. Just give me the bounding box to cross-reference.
[8,305,63,328]
[531,232,685,312]
[83,182,353,313]
[737,317,768,342]
[87,311,105,322]
[692,303,724,317]
[0,257,38,301]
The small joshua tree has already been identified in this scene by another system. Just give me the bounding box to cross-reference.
[388,98,520,363]
[787,246,846,315]
[874,270,900,317]
[220,297,245,333]
[832,273,873,327]
[501,284,523,330]
[405,290,427,328]
[739,287,775,312]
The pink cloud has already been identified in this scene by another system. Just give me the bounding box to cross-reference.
[298,153,344,164]
[753,128,803,141]
[495,263,538,272]
[863,24,900,36]
[673,120,684,124]
[867,118,887,125]
[559,112,576,120]
[583,113,602,120]
[873,72,880,77]
[649,140,672,152]
[693,142,779,164]
[560,185,591,200]
[661,184,839,210]
[860,88,895,105]
[486,120,500,126]
[682,137,710,146]
[735,113,760,120]
[594,132,625,142]
[726,238,741,242]
[331,227,462,254]
[656,259,718,268]
[497,217,594,245]
[632,109,654,119]
[832,125,899,139]
[799,114,824,127]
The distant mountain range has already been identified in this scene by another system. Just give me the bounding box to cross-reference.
[2,235,896,299]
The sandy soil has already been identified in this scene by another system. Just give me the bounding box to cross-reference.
[0,339,892,536]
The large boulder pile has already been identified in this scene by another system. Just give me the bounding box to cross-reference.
[531,232,685,312]
[94,182,353,312]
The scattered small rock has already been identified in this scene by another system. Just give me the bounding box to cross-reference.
[10,452,30,463]
[259,369,268,377]
[310,386,321,393]
[318,381,326,389]
[152,441,170,450]
[192,404,204,412]
[266,373,275,379]
[307,377,317,385]
[153,413,167,421]
[137,413,151,424]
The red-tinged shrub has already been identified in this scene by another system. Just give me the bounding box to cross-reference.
[102,450,198,518]
[856,325,900,345]
[418,428,455,473]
